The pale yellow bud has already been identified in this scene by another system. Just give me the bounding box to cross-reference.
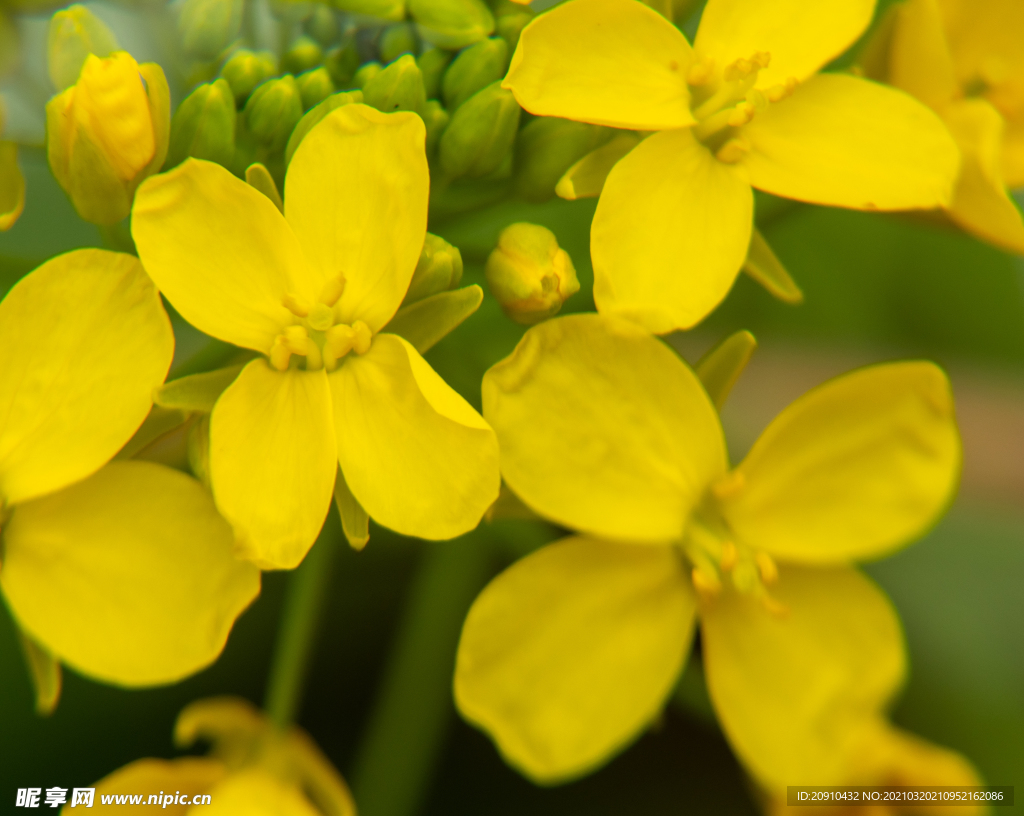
[485,223,579,325]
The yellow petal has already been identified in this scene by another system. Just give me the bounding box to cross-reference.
[857,724,984,789]
[1,461,260,686]
[0,141,25,230]
[89,757,226,812]
[741,73,960,210]
[455,536,696,783]
[482,313,727,542]
[695,0,874,88]
[329,333,499,540]
[888,0,957,111]
[592,128,752,333]
[719,362,960,564]
[285,104,429,333]
[0,249,173,506]
[203,769,321,816]
[210,359,336,570]
[132,159,314,353]
[945,99,1024,254]
[503,0,695,130]
[701,564,906,790]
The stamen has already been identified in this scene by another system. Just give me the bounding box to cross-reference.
[324,324,357,369]
[282,292,311,317]
[760,594,788,618]
[351,320,372,355]
[687,56,715,87]
[270,337,292,371]
[284,325,309,353]
[727,101,756,128]
[711,470,746,499]
[691,566,721,595]
[318,274,347,307]
[304,337,323,370]
[765,77,798,103]
[755,552,778,585]
[715,138,750,164]
[719,540,738,571]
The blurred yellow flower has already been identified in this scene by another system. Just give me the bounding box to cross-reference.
[0,250,259,687]
[864,0,1024,254]
[455,313,961,787]
[68,697,355,815]
[504,0,961,333]
[46,50,169,225]
[132,104,500,570]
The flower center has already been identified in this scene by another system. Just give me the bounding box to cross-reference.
[678,487,785,616]
[685,51,798,164]
[270,273,372,372]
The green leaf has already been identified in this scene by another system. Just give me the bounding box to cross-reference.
[155,364,245,413]
[743,228,803,304]
[695,330,757,410]
[386,284,483,354]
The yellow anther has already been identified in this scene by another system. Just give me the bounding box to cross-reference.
[765,77,798,103]
[325,324,356,364]
[724,57,757,82]
[351,320,372,355]
[691,566,720,595]
[686,56,715,87]
[282,292,311,317]
[318,273,347,307]
[715,138,750,164]
[283,325,309,353]
[307,302,334,332]
[712,470,746,499]
[719,540,738,572]
[270,337,292,371]
[746,88,769,113]
[755,552,778,585]
[760,593,788,618]
[752,51,770,69]
[727,101,755,128]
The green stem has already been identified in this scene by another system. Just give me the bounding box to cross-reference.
[264,519,338,729]
[350,531,493,816]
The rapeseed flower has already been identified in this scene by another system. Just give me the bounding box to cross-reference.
[455,313,960,787]
[132,104,500,570]
[503,0,961,332]
[0,250,260,687]
[66,697,354,815]
[862,0,1024,254]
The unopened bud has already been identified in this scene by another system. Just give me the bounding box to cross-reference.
[442,36,507,112]
[515,117,611,203]
[333,0,405,21]
[404,233,463,305]
[304,5,339,47]
[409,0,494,50]
[282,35,324,74]
[379,22,419,64]
[418,47,451,99]
[495,9,532,52]
[245,75,303,152]
[220,49,277,104]
[421,99,449,154]
[47,5,118,91]
[485,223,579,324]
[325,37,360,88]
[285,90,363,164]
[167,78,236,168]
[353,61,383,89]
[178,0,243,60]
[363,54,426,114]
[46,51,170,224]
[439,81,520,179]
[297,66,335,109]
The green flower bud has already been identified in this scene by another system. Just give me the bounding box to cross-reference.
[244,75,303,152]
[404,233,464,305]
[422,99,449,155]
[409,0,494,49]
[269,0,314,24]
[439,81,520,179]
[297,66,335,110]
[485,223,579,325]
[282,35,323,74]
[442,36,507,112]
[220,49,277,104]
[514,117,611,203]
[332,0,405,21]
[167,78,237,169]
[325,38,360,88]
[495,9,532,52]
[379,22,418,64]
[418,47,451,100]
[304,4,339,47]
[363,54,426,114]
[285,89,363,165]
[353,61,382,89]
[47,5,118,91]
[178,0,243,60]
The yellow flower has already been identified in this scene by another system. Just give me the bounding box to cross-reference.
[864,0,1024,254]
[455,313,961,787]
[46,51,170,225]
[66,697,355,815]
[503,0,961,333]
[0,250,260,687]
[131,104,500,570]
